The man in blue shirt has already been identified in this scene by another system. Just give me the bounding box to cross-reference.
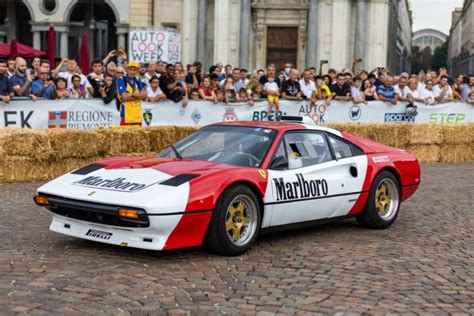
[31,66,55,100]
[376,76,398,105]
[0,59,12,103]
[9,57,36,100]
[116,61,147,126]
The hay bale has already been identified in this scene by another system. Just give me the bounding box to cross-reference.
[148,126,179,152]
[46,129,105,159]
[0,156,98,182]
[439,144,474,163]
[440,124,474,145]
[405,145,440,163]
[97,128,151,155]
[407,124,443,145]
[2,130,52,160]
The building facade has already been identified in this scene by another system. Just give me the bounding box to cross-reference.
[448,0,474,75]
[413,29,448,53]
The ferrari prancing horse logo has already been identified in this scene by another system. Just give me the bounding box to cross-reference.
[258,169,266,179]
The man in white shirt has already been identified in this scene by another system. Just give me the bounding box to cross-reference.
[420,79,435,105]
[394,76,410,101]
[299,69,316,99]
[58,59,93,96]
[433,75,454,103]
[351,76,366,104]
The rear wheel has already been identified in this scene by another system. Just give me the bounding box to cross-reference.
[205,185,261,256]
[357,171,400,229]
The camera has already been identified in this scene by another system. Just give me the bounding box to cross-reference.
[321,60,329,64]
[356,58,362,63]
[98,81,105,87]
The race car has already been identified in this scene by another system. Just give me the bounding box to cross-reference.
[34,118,420,256]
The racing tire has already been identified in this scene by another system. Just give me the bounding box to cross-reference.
[205,185,262,256]
[356,171,401,229]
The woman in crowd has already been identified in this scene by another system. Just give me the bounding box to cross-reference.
[175,62,184,74]
[53,77,70,99]
[251,84,264,100]
[322,74,331,86]
[245,73,260,93]
[406,78,426,104]
[197,76,218,102]
[311,76,331,105]
[68,74,90,98]
[223,76,239,103]
[146,76,166,102]
[362,80,378,101]
[277,71,285,85]
[468,91,474,105]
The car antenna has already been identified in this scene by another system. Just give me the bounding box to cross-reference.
[170,145,183,159]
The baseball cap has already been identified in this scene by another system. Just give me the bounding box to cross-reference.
[127,61,140,68]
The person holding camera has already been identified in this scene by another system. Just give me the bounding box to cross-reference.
[31,66,55,100]
[87,59,105,98]
[9,57,37,101]
[99,73,117,104]
[159,63,188,107]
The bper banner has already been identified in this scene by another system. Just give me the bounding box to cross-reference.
[128,28,181,63]
[0,99,472,128]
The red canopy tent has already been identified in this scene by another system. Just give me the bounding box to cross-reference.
[45,25,56,66]
[78,33,91,74]
[0,39,46,58]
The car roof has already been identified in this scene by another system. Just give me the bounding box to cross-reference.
[211,121,342,136]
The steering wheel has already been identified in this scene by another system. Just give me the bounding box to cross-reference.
[239,152,260,166]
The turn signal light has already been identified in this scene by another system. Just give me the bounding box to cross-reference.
[34,195,49,206]
[118,208,139,219]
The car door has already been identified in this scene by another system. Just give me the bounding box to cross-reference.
[265,131,348,226]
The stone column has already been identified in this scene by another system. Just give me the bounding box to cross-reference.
[214,0,230,63]
[33,31,41,50]
[355,0,366,62]
[239,0,251,69]
[306,0,318,68]
[196,0,207,63]
[60,31,69,58]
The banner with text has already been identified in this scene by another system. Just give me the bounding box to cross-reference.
[128,28,181,63]
[0,100,472,129]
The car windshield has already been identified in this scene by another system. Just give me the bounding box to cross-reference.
[157,125,278,167]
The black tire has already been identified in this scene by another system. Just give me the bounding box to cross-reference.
[356,170,401,229]
[205,185,262,256]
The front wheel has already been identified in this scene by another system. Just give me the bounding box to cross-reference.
[205,185,261,256]
[357,171,400,229]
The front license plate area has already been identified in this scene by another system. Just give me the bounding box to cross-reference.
[85,229,113,240]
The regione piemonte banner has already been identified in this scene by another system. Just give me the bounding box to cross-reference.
[128,28,181,63]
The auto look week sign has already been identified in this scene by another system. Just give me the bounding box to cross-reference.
[128,28,181,63]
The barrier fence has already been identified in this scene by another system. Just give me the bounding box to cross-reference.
[0,99,473,128]
[0,124,472,182]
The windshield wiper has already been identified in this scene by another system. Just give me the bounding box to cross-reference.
[170,145,183,159]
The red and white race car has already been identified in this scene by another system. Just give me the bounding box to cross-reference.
[35,118,420,256]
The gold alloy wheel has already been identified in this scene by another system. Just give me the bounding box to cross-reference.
[225,195,257,246]
[374,178,400,221]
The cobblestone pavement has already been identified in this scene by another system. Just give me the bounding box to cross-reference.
[0,163,473,315]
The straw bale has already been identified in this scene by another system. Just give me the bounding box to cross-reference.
[97,128,151,155]
[46,129,105,159]
[2,130,52,160]
[406,145,440,163]
[148,126,179,152]
[439,144,474,163]
[407,124,443,145]
[440,124,474,145]
[0,156,98,182]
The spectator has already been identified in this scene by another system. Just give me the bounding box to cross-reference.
[330,73,351,101]
[210,74,221,92]
[362,80,378,101]
[87,59,105,98]
[322,74,331,86]
[224,77,239,103]
[146,76,166,102]
[264,75,280,120]
[256,69,264,80]
[283,62,293,79]
[452,75,464,101]
[238,88,250,102]
[420,79,435,105]
[115,66,125,78]
[376,76,397,105]
[245,73,259,93]
[216,89,225,102]
[277,71,286,85]
[30,57,41,76]
[175,62,184,73]
[394,76,409,101]
[406,78,425,104]
[281,69,303,100]
[197,77,217,102]
[58,59,94,96]
[351,76,366,104]
[224,64,233,77]
[190,89,200,100]
[186,61,203,89]
[145,61,158,81]
[433,75,454,103]
[99,73,117,104]
[6,59,15,78]
[105,61,117,77]
[311,76,331,106]
[53,77,70,99]
[138,63,149,85]
[117,61,147,126]
[9,57,36,100]
[459,74,473,101]
[235,69,248,92]
[31,66,55,99]
[159,63,188,106]
[39,60,51,74]
[299,69,316,99]
[344,72,353,86]
[327,68,337,84]
[259,64,281,89]
[68,74,90,98]
[467,91,474,105]
[251,84,263,100]
[0,59,12,103]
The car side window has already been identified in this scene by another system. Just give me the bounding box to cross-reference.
[327,135,356,159]
[284,132,332,169]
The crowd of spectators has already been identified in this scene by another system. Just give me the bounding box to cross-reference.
[0,53,473,111]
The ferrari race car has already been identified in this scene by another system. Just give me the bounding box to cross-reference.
[35,118,420,256]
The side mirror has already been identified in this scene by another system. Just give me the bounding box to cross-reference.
[269,156,288,170]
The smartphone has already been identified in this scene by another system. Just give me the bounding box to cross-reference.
[79,84,85,93]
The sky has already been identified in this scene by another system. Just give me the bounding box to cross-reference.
[410,0,464,34]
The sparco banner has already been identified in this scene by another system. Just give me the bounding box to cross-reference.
[0,99,472,128]
[128,28,181,63]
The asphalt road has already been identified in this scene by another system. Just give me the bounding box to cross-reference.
[0,163,473,315]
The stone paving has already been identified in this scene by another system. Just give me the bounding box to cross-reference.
[0,163,473,315]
